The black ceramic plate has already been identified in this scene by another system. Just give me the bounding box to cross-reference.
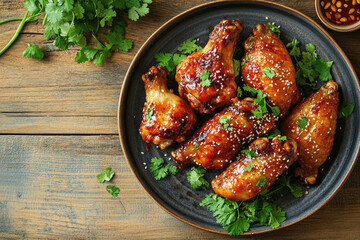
[118,0,360,235]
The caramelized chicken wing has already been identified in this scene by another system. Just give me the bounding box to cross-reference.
[171,98,276,169]
[281,81,339,184]
[242,24,300,117]
[212,136,298,201]
[175,19,244,114]
[139,65,197,149]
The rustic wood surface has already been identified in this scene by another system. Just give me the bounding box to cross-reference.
[0,0,359,239]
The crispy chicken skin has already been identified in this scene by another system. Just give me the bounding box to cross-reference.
[175,19,244,114]
[281,81,339,184]
[139,65,197,150]
[212,136,298,201]
[242,23,300,117]
[171,98,276,169]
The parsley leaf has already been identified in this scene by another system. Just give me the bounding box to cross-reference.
[243,85,280,118]
[279,135,287,141]
[178,39,202,54]
[241,149,257,158]
[278,175,303,198]
[193,143,199,151]
[286,38,301,61]
[312,58,333,82]
[187,167,209,190]
[106,185,120,197]
[241,54,249,66]
[219,115,232,131]
[339,101,354,118]
[237,86,243,98]
[154,52,186,74]
[256,176,267,187]
[244,163,253,172]
[128,3,150,21]
[263,67,275,79]
[233,59,241,78]
[23,43,44,61]
[268,22,280,37]
[97,167,115,183]
[267,129,281,139]
[150,157,178,180]
[146,104,153,120]
[200,70,212,87]
[297,116,307,129]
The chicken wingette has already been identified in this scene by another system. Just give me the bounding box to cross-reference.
[139,65,197,150]
[171,98,276,169]
[212,136,298,201]
[281,80,339,184]
[175,19,243,114]
[242,23,300,117]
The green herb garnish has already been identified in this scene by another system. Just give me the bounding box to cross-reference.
[146,104,153,120]
[178,39,202,54]
[219,115,233,131]
[338,101,354,118]
[256,176,267,187]
[97,167,115,183]
[200,70,212,87]
[150,157,178,180]
[241,149,257,158]
[106,185,120,197]
[193,143,199,151]
[187,167,209,190]
[268,22,280,37]
[23,43,44,60]
[297,116,307,129]
[241,54,249,66]
[263,67,275,79]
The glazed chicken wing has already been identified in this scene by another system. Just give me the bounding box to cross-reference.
[171,98,276,169]
[281,81,339,184]
[242,24,300,117]
[175,19,244,114]
[212,136,298,201]
[139,65,197,150]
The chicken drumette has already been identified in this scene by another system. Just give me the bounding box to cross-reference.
[175,19,244,114]
[139,65,197,150]
[171,98,276,169]
[281,81,339,184]
[242,23,300,117]
[212,136,298,201]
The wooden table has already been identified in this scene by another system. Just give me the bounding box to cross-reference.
[1,0,359,239]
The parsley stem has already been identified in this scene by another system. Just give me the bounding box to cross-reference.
[91,32,105,49]
[0,18,23,24]
[0,10,29,56]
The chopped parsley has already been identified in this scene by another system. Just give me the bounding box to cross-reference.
[187,167,209,190]
[244,163,253,172]
[279,136,287,141]
[23,43,44,61]
[146,104,153,120]
[106,185,120,197]
[241,149,257,158]
[241,54,249,66]
[219,115,233,131]
[150,157,178,180]
[243,84,280,119]
[178,39,202,54]
[237,86,243,98]
[97,167,115,183]
[193,143,199,151]
[263,67,275,79]
[256,176,267,187]
[297,116,307,129]
[200,70,212,87]
[267,129,281,139]
[339,101,354,118]
[268,22,280,37]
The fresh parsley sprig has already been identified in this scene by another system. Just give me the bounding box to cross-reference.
[187,167,209,190]
[1,0,152,64]
[97,167,120,197]
[150,157,178,180]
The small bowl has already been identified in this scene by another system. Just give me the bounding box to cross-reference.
[315,0,360,32]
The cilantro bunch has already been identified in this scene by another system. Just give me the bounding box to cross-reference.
[0,0,152,64]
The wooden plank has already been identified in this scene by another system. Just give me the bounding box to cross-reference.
[0,135,359,239]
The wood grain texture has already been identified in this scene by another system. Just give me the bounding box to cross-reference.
[0,0,360,239]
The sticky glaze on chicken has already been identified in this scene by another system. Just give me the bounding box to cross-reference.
[212,136,298,201]
[175,19,244,114]
[281,81,339,184]
[242,23,300,117]
[139,65,197,150]
[171,98,276,169]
